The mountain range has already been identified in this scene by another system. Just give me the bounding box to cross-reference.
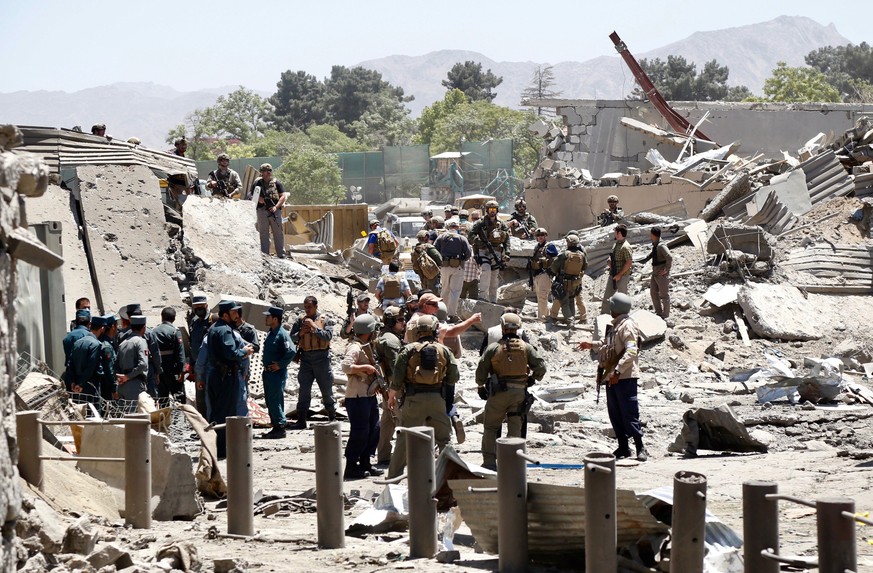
[0,16,850,148]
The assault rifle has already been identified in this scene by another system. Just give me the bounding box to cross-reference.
[208,171,228,197]
[608,252,618,290]
[595,325,624,404]
[510,213,533,239]
[476,224,506,270]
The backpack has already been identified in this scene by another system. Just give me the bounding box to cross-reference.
[563,250,586,276]
[413,245,440,280]
[382,274,402,299]
[377,229,396,255]
[439,234,469,261]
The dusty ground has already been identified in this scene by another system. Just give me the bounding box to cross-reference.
[27,198,873,571]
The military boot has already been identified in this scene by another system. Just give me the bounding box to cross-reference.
[633,437,648,462]
[613,438,631,459]
[287,413,307,431]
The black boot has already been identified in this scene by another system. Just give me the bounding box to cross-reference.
[360,460,383,476]
[613,438,631,459]
[327,408,337,422]
[343,461,368,480]
[287,414,307,430]
[261,426,286,439]
[633,437,648,462]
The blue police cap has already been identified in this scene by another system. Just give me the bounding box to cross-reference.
[75,308,91,321]
[262,306,284,319]
[192,294,207,305]
[126,303,142,316]
[91,315,106,327]
[103,314,117,327]
[218,300,241,314]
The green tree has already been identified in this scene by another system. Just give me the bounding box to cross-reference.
[521,65,562,116]
[631,56,750,102]
[351,92,417,149]
[270,70,326,131]
[164,108,215,160]
[430,100,540,176]
[761,62,840,102]
[415,89,469,145]
[207,86,272,142]
[442,61,503,102]
[306,124,368,153]
[275,144,346,204]
[225,130,306,158]
[806,43,873,101]
[322,66,411,138]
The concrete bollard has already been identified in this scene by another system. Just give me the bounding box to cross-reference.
[584,452,616,573]
[497,438,528,573]
[742,481,779,573]
[816,497,856,573]
[404,426,437,559]
[670,471,706,573]
[16,411,42,490]
[226,416,253,536]
[314,422,344,549]
[124,414,152,529]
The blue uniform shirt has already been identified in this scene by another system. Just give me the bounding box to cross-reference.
[262,326,296,379]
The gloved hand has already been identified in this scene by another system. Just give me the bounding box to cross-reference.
[527,376,535,387]
[477,386,489,401]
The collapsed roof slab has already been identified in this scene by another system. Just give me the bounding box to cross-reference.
[76,165,182,316]
[23,184,97,319]
[737,283,822,341]
[182,195,262,299]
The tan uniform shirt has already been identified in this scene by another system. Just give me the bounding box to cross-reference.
[341,339,377,398]
[599,314,640,380]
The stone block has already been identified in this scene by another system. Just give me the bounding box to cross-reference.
[88,543,134,569]
[216,293,270,331]
[182,195,262,298]
[215,558,248,573]
[737,283,822,341]
[706,224,776,261]
[529,119,549,138]
[629,310,667,342]
[457,298,505,333]
[76,165,183,316]
[619,174,640,186]
[78,424,200,520]
[63,517,99,555]
[640,172,658,185]
[527,410,581,433]
[276,292,306,312]
[33,499,68,554]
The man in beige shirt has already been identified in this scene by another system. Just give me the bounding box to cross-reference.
[578,293,647,462]
[341,314,384,480]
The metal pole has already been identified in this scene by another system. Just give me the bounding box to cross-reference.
[671,471,706,573]
[497,438,528,573]
[742,481,779,573]
[584,452,616,573]
[817,497,856,573]
[406,426,436,559]
[16,411,42,490]
[226,416,254,536]
[124,413,151,529]
[314,422,344,549]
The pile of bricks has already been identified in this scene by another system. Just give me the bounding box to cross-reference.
[525,118,594,190]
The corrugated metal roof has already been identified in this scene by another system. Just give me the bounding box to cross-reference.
[744,190,796,235]
[781,244,873,294]
[450,479,669,559]
[14,126,198,181]
[797,150,854,206]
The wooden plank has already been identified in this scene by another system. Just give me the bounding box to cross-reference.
[734,310,751,347]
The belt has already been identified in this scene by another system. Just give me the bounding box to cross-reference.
[159,350,174,356]
[563,275,580,281]
[406,384,442,393]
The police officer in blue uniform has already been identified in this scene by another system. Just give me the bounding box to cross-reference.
[260,306,297,439]
[63,308,92,374]
[67,315,114,404]
[187,294,210,415]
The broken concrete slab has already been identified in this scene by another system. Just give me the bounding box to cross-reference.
[707,223,776,260]
[22,456,120,521]
[700,172,752,222]
[737,283,822,341]
[77,424,200,520]
[76,165,183,315]
[629,309,667,342]
[213,293,271,331]
[62,516,100,555]
[754,168,811,216]
[182,195,262,298]
[457,298,505,333]
[88,543,134,569]
[702,283,740,308]
[496,278,529,308]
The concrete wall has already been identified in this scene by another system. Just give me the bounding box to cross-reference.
[537,99,873,179]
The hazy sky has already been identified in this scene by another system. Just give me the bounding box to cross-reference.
[0,1,862,94]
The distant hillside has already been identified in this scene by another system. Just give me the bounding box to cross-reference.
[0,16,851,146]
[358,15,850,114]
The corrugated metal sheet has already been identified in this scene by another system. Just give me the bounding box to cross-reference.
[640,486,743,549]
[781,244,873,294]
[450,479,669,558]
[854,172,873,198]
[744,190,796,235]
[797,150,854,206]
[15,126,198,181]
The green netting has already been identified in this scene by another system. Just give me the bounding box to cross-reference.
[338,151,384,204]
[460,140,519,208]
[383,145,430,195]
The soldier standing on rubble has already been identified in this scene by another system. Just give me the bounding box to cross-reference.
[206,301,255,459]
[387,315,458,479]
[420,209,434,231]
[252,163,287,257]
[412,230,442,293]
[528,227,553,322]
[599,195,625,227]
[152,307,186,402]
[260,306,296,439]
[366,218,399,265]
[170,137,188,157]
[476,313,546,470]
[472,200,510,303]
[549,233,588,324]
[187,294,210,416]
[374,306,405,466]
[640,226,673,319]
[508,198,539,239]
[116,315,150,406]
[601,224,633,315]
[206,153,242,198]
[67,315,114,403]
[341,314,384,480]
[577,293,648,462]
[434,219,472,319]
[342,293,373,340]
[376,262,412,311]
[288,296,337,429]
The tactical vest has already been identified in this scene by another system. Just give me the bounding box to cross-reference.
[377,229,396,254]
[563,250,585,277]
[530,243,549,272]
[382,274,402,299]
[440,234,467,260]
[486,222,508,246]
[264,179,280,203]
[405,341,448,385]
[298,316,330,351]
[491,338,529,380]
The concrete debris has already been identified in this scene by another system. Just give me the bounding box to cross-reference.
[737,283,822,341]
[214,557,248,573]
[87,543,134,569]
[155,541,200,572]
[702,283,740,308]
[707,223,776,261]
[629,309,667,342]
[62,516,100,555]
[667,404,768,457]
[457,298,504,333]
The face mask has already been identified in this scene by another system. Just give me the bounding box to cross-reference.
[195,308,207,318]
